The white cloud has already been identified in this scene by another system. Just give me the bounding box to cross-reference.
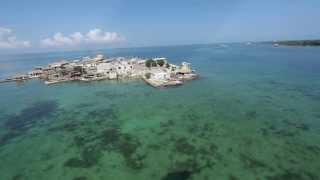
[41,32,75,47]
[41,28,125,47]
[86,28,125,43]
[70,32,83,43]
[0,27,31,49]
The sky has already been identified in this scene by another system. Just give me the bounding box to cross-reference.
[0,0,320,53]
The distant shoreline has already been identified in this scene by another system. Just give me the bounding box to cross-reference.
[272,40,320,46]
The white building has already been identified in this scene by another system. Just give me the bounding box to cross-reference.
[28,70,43,78]
[179,62,192,74]
[109,71,117,79]
[115,61,133,76]
[94,54,104,61]
[48,60,68,69]
[150,69,170,80]
[96,62,113,74]
[83,60,98,68]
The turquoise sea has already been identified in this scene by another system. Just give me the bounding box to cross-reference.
[0,43,319,180]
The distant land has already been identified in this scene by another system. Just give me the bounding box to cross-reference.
[272,40,320,46]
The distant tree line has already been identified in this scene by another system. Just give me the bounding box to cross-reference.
[274,40,320,46]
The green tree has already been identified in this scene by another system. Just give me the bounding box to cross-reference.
[151,60,157,67]
[157,59,165,67]
[145,73,151,79]
[145,59,154,68]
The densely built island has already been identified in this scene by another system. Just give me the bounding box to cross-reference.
[2,54,198,88]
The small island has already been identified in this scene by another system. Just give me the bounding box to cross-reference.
[272,40,320,46]
[2,54,198,88]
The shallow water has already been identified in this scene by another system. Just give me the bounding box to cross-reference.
[0,44,320,180]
